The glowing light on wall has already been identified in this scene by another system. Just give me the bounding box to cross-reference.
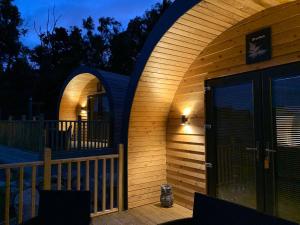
[183,108,191,116]
[183,124,193,134]
[80,107,88,118]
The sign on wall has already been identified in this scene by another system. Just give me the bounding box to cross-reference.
[246,27,272,64]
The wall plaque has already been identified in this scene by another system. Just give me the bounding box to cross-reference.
[246,27,272,64]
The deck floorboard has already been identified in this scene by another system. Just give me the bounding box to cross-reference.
[92,203,192,225]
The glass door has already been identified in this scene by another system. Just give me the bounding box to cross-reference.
[264,64,300,223]
[206,73,264,211]
[206,62,300,223]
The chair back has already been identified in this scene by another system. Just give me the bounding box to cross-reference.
[38,190,91,225]
[193,193,298,225]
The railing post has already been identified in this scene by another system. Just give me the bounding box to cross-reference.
[43,148,52,190]
[5,168,11,225]
[118,144,124,211]
[77,115,82,150]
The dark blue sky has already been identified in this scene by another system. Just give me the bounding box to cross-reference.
[15,0,160,48]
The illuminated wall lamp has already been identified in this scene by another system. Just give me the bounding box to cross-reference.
[80,107,87,116]
[181,115,189,126]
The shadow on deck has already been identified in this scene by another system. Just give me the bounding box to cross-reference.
[92,203,192,225]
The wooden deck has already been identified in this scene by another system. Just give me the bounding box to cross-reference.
[92,203,192,225]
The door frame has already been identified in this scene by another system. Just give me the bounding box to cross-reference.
[205,71,265,211]
[205,61,300,215]
[262,62,300,215]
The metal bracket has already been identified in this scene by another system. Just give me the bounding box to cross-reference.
[204,86,211,93]
[205,163,213,168]
[204,124,212,130]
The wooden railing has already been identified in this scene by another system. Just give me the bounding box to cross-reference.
[0,145,124,225]
[0,120,44,152]
[0,120,111,152]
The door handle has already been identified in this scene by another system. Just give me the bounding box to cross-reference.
[265,148,276,153]
[245,141,260,152]
[245,141,260,161]
[265,142,276,153]
[246,147,258,151]
[264,142,276,169]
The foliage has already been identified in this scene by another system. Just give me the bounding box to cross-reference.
[0,0,174,119]
[0,0,35,118]
[0,0,26,71]
[110,0,173,74]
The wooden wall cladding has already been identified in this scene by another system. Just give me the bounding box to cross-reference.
[128,0,296,209]
[167,1,300,209]
[59,73,99,121]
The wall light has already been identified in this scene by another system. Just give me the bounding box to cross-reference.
[181,115,189,126]
[183,108,191,116]
[80,107,87,117]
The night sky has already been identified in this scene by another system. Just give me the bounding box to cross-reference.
[15,0,160,48]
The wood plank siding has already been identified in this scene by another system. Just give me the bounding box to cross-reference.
[128,0,297,209]
[58,68,129,147]
[59,74,98,121]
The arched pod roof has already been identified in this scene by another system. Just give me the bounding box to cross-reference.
[124,0,295,209]
[58,67,130,148]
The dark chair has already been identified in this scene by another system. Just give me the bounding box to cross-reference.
[20,190,91,225]
[160,193,299,225]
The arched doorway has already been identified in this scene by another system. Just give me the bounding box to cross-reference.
[58,67,129,151]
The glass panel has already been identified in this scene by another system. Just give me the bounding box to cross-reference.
[88,94,110,121]
[214,82,257,209]
[273,76,300,223]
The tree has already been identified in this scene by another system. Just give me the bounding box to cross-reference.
[0,0,174,119]
[109,0,174,75]
[0,0,26,72]
[0,0,34,119]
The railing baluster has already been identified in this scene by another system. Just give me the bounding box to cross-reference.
[100,122,103,148]
[51,122,54,151]
[118,144,124,211]
[102,159,106,211]
[77,120,81,150]
[55,121,58,151]
[31,165,37,217]
[57,163,62,190]
[90,121,93,149]
[75,121,78,150]
[71,121,74,150]
[94,160,98,213]
[104,122,107,147]
[77,161,81,191]
[105,122,108,147]
[96,121,98,149]
[18,167,24,224]
[5,168,11,225]
[86,160,90,191]
[110,158,114,209]
[93,121,95,149]
[87,121,89,149]
[67,162,72,190]
[60,121,63,151]
[65,121,68,150]
[83,121,86,149]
